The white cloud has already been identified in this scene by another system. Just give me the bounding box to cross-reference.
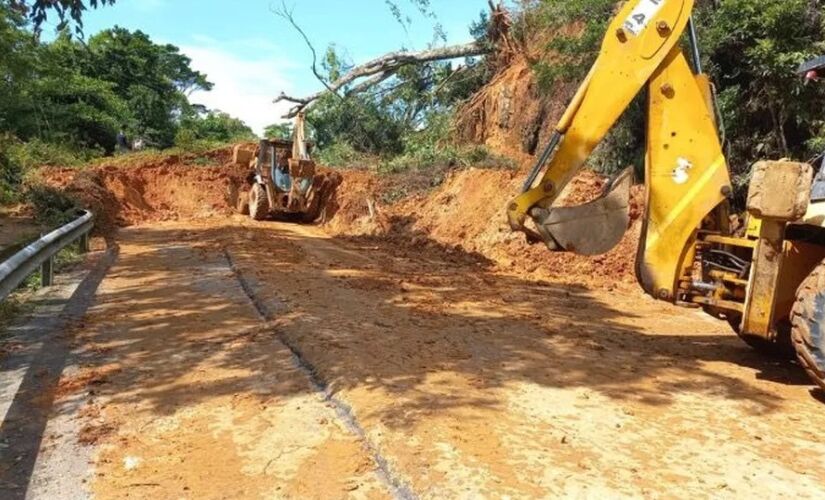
[180,39,299,136]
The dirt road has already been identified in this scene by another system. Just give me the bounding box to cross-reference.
[9,216,825,498]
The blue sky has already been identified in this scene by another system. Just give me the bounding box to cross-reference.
[68,0,489,134]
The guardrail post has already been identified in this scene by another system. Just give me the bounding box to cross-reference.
[79,232,89,254]
[41,256,54,287]
[1,210,94,302]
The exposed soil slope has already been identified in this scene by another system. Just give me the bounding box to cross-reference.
[38,150,342,234]
[39,150,246,232]
[455,56,577,160]
[325,166,644,287]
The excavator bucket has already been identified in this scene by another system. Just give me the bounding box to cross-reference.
[528,168,633,256]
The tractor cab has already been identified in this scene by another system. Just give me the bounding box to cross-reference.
[236,113,319,221]
[256,138,314,202]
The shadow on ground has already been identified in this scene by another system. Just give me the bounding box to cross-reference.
[3,213,820,496]
[56,218,814,427]
[0,248,116,499]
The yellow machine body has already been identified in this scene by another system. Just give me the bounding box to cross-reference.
[506,0,825,350]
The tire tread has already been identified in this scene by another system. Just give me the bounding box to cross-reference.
[249,184,269,221]
[791,259,825,390]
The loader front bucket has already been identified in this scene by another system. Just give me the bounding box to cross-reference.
[528,168,633,256]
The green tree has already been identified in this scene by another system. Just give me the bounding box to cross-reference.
[176,109,256,147]
[81,28,213,147]
[699,0,825,178]
[309,43,489,158]
[530,0,825,186]
[0,2,220,201]
[0,14,129,152]
[0,4,38,133]
[264,122,293,140]
[8,0,116,34]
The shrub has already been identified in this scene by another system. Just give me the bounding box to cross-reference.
[0,136,100,204]
[530,0,825,195]
[24,184,80,226]
[317,142,371,169]
[377,145,510,175]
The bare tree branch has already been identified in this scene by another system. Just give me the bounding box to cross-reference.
[274,41,490,118]
[345,71,394,97]
[272,1,515,119]
[271,1,339,98]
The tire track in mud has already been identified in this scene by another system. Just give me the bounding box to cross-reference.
[222,248,418,500]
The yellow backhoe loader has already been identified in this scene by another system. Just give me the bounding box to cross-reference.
[509,0,825,389]
[236,113,322,222]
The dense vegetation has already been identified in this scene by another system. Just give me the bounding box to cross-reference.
[0,1,254,203]
[303,10,502,172]
[531,0,825,192]
[300,0,825,196]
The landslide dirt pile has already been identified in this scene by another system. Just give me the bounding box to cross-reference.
[40,147,344,234]
[324,167,644,287]
[323,43,644,287]
[40,149,248,232]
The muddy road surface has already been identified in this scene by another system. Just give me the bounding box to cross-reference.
[4,217,825,498]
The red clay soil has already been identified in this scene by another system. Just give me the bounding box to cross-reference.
[39,150,249,232]
[39,148,343,235]
[324,166,644,289]
[36,144,643,290]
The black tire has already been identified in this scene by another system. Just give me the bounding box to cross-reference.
[791,260,825,390]
[237,191,250,215]
[249,183,269,221]
[729,316,795,358]
[301,186,321,224]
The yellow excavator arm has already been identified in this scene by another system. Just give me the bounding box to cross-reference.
[506,0,825,390]
[509,0,731,300]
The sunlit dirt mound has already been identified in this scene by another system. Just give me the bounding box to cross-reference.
[40,148,344,235]
[323,169,388,236]
[324,167,645,288]
[40,151,248,232]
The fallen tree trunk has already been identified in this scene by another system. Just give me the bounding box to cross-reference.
[275,41,490,118]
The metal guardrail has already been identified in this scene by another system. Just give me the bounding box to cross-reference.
[0,210,94,301]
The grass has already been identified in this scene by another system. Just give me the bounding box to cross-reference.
[377,144,514,175]
[316,141,516,204]
[0,236,86,335]
[317,142,376,170]
[376,145,516,204]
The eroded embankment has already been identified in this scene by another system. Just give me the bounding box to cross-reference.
[38,149,342,234]
[37,146,643,288]
[320,52,645,288]
[324,166,645,288]
[40,150,246,232]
